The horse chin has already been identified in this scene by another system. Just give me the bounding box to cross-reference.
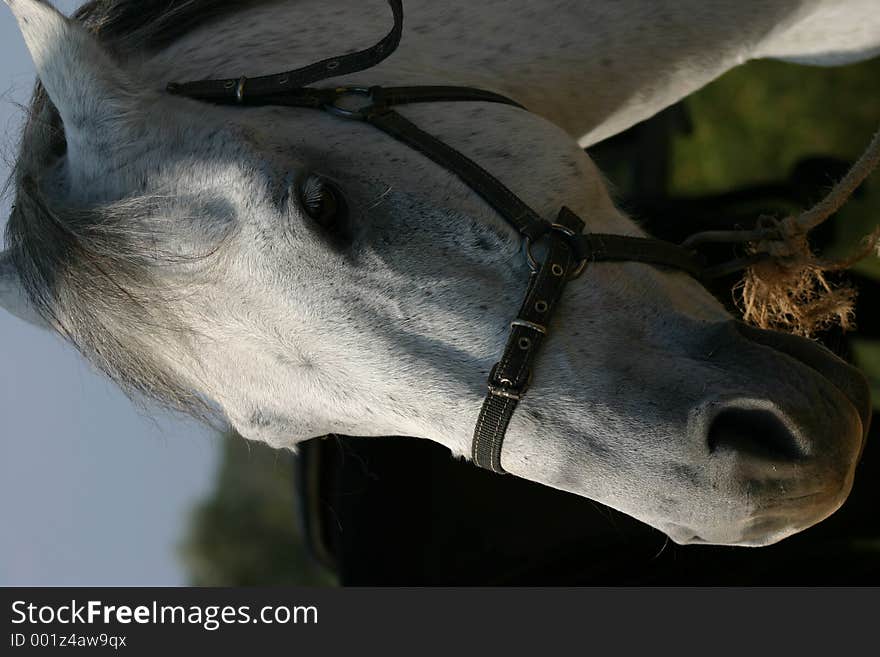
[660,481,854,547]
[620,461,856,548]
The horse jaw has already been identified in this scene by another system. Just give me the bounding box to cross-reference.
[4,0,147,186]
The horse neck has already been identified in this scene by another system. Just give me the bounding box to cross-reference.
[134,0,876,146]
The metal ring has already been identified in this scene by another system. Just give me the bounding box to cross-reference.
[550,223,588,278]
[324,86,374,120]
[568,259,588,279]
[523,224,588,279]
[549,223,577,238]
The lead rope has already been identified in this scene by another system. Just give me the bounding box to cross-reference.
[790,129,880,234]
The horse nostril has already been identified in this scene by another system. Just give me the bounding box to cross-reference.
[707,408,805,461]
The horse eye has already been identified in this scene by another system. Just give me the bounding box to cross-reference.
[299,175,346,228]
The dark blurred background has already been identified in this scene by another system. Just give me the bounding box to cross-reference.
[181,57,880,586]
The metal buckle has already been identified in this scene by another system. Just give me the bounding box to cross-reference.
[523,223,587,279]
[510,319,547,334]
[324,86,375,120]
[487,364,531,401]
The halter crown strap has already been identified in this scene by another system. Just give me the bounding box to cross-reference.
[473,209,583,472]
[166,0,404,101]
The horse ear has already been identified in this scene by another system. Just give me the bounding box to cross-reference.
[0,250,50,329]
[4,0,142,181]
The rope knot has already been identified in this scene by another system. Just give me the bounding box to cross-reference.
[736,129,880,337]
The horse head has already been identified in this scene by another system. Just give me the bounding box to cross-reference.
[0,0,871,546]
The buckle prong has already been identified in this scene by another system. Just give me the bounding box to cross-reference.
[487,363,531,401]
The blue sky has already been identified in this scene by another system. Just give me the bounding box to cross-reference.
[0,1,220,587]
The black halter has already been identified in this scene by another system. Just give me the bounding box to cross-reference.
[168,0,756,473]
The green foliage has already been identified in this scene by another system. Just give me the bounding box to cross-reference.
[180,434,336,586]
[671,58,880,195]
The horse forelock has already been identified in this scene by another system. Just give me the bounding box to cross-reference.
[4,0,270,420]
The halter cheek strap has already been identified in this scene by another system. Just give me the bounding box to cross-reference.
[473,209,583,472]
[167,0,740,474]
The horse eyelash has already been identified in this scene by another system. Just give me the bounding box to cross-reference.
[300,175,326,212]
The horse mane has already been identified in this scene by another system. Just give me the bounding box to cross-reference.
[3,0,271,420]
[71,0,268,51]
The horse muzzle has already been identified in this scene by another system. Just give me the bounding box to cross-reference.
[675,321,870,546]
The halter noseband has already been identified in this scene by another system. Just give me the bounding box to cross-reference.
[167,0,743,473]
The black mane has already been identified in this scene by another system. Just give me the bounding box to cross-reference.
[73,0,269,51]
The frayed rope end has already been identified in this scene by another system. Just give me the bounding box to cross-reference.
[735,221,880,338]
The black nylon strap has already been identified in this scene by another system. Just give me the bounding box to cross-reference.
[370,86,526,109]
[577,233,705,278]
[473,232,576,472]
[166,0,404,101]
[367,108,549,240]
[177,84,527,112]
